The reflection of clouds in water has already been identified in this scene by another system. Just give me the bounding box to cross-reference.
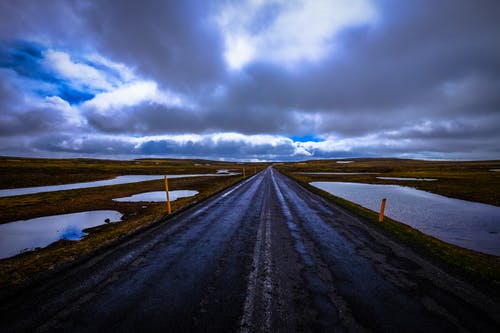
[0,210,122,259]
[311,181,500,256]
[0,174,233,198]
[114,190,198,202]
[61,226,86,240]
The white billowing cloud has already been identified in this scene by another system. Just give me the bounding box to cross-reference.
[291,111,323,134]
[292,131,421,157]
[210,132,289,146]
[224,34,256,70]
[86,53,135,83]
[42,50,113,90]
[134,134,204,148]
[69,131,415,160]
[39,49,190,115]
[133,132,311,157]
[293,145,313,156]
[44,95,84,126]
[297,134,380,153]
[134,132,292,146]
[82,81,186,112]
[217,0,377,70]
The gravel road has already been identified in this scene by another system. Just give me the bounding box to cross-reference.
[1,167,499,332]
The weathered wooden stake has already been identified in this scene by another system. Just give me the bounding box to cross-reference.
[164,175,171,215]
[243,167,246,177]
[379,198,387,222]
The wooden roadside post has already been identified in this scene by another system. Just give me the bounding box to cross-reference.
[243,167,246,177]
[164,175,172,215]
[379,198,387,222]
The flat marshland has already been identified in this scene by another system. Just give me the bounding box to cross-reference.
[0,157,266,288]
[1,157,499,295]
[276,158,500,295]
[277,158,500,206]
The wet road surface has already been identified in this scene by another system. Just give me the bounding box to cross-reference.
[1,167,499,332]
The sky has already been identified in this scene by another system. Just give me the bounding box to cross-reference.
[0,0,499,161]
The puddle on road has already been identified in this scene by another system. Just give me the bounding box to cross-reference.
[0,210,122,259]
[113,190,198,202]
[0,173,238,198]
[377,177,438,181]
[311,181,500,256]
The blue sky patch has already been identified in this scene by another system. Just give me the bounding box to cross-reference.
[0,40,98,105]
[290,135,323,143]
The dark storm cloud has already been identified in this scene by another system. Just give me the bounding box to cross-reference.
[32,134,134,155]
[85,101,307,135]
[138,138,296,159]
[213,0,500,136]
[0,69,66,136]
[85,103,205,134]
[0,107,66,136]
[0,0,499,159]
[26,134,300,160]
[0,1,86,45]
[0,1,226,89]
[80,0,226,92]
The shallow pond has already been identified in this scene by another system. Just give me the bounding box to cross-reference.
[311,181,500,256]
[0,173,238,198]
[0,210,122,259]
[113,190,199,202]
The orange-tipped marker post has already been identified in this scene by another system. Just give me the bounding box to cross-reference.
[379,198,387,222]
[164,175,171,215]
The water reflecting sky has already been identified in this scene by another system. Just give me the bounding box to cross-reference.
[0,210,122,259]
[311,182,500,256]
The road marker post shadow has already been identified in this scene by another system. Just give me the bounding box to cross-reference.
[164,175,172,215]
[379,198,387,222]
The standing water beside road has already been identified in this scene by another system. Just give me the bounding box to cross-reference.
[113,190,198,202]
[0,210,123,259]
[311,181,500,256]
[0,173,238,198]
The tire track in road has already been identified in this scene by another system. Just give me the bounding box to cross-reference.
[270,169,347,332]
[240,172,273,333]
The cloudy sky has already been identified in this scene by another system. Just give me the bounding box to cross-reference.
[0,0,499,161]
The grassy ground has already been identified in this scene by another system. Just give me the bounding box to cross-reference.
[0,157,266,288]
[276,161,500,297]
[276,158,500,206]
[0,156,263,188]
